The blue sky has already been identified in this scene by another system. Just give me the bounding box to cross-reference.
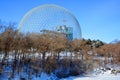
[0,0,120,43]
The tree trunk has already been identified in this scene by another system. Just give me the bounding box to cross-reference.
[42,52,46,61]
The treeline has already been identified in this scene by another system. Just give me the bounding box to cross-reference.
[95,42,120,65]
[0,24,119,79]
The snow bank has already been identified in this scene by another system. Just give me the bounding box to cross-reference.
[0,70,120,80]
[61,70,120,80]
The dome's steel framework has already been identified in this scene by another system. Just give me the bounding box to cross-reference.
[18,4,82,40]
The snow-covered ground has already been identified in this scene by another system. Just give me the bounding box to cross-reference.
[25,70,120,80]
[0,67,120,80]
[61,70,120,80]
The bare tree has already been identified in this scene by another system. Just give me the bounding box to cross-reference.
[0,26,16,68]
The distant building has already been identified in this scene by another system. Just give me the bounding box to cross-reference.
[41,25,73,41]
[56,25,73,41]
[18,4,82,40]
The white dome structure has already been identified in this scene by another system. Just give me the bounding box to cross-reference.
[18,4,82,40]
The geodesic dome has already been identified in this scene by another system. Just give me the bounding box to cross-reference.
[18,4,82,40]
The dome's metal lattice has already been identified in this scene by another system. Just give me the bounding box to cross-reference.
[18,4,82,40]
